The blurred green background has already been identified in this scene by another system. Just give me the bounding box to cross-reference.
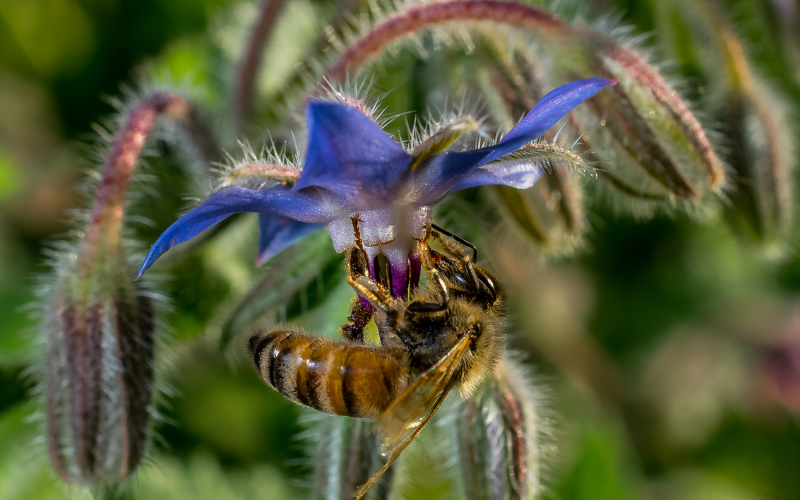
[1,0,800,499]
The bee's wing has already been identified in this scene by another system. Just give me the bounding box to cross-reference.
[375,332,471,445]
[353,388,450,500]
[352,334,471,500]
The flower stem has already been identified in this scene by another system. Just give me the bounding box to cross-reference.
[324,0,565,83]
[233,0,289,133]
[83,93,190,260]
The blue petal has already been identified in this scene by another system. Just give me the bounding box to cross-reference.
[450,163,544,191]
[138,185,335,278]
[414,78,615,204]
[256,214,324,266]
[492,78,616,157]
[294,101,413,206]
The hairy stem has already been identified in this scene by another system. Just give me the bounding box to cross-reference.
[83,92,191,261]
[233,0,289,133]
[323,0,565,83]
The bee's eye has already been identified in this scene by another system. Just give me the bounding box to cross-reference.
[452,271,472,290]
[479,275,497,303]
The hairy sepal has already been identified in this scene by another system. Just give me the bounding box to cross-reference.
[411,117,481,169]
[455,356,551,500]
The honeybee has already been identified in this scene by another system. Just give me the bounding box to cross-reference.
[249,226,504,498]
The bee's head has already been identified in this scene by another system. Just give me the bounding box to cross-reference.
[432,252,500,310]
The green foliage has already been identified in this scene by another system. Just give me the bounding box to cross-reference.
[220,228,343,350]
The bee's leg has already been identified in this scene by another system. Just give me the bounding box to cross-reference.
[345,221,406,346]
[345,246,370,281]
[406,240,450,314]
[341,247,375,342]
[344,247,390,310]
[348,275,410,351]
[348,275,398,313]
[340,297,372,343]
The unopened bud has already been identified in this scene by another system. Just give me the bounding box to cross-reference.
[511,24,724,211]
[723,87,794,258]
[46,252,154,484]
[455,356,547,499]
[301,412,390,500]
[320,0,725,215]
[679,0,797,258]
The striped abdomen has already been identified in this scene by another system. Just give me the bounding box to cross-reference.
[249,331,410,418]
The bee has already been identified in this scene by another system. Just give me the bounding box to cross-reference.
[249,226,504,498]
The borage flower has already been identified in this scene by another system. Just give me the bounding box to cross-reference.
[138,78,614,297]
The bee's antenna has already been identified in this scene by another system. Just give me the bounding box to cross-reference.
[431,223,478,261]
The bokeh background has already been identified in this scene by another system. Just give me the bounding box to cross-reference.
[1,0,800,499]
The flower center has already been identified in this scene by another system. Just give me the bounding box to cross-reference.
[326,205,431,298]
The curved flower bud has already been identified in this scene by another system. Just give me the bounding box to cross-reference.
[139,79,614,297]
[41,91,199,485]
[318,0,725,216]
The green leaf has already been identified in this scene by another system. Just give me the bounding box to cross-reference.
[219,230,343,350]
